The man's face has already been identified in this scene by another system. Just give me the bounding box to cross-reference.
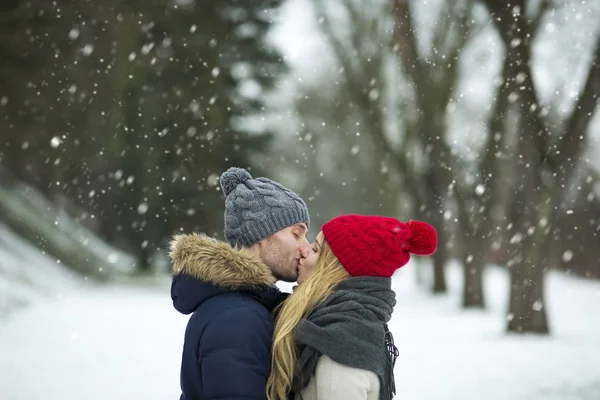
[259,223,310,282]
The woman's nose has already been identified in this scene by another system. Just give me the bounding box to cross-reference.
[299,245,310,258]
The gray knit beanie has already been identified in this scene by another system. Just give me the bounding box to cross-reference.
[220,167,310,248]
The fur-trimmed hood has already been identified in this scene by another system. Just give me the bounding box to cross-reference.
[170,233,276,289]
[169,233,281,315]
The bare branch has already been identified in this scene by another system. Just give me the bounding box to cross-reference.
[436,0,474,59]
[431,0,456,60]
[436,4,474,113]
[553,34,600,185]
[341,0,368,67]
[481,0,551,161]
[479,0,525,47]
[311,0,400,163]
[479,56,511,183]
[392,0,426,91]
[529,0,551,40]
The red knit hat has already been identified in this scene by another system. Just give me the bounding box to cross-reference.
[321,214,437,278]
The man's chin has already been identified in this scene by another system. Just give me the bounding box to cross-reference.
[279,276,298,283]
[274,271,298,283]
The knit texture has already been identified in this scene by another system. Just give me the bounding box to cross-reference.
[220,167,310,247]
[322,215,437,277]
[292,277,397,400]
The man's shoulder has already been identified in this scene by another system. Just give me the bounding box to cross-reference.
[194,294,274,342]
[195,291,273,323]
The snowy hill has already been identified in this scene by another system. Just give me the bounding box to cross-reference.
[0,223,82,316]
[0,177,138,316]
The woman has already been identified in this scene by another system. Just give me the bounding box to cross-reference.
[266,214,437,400]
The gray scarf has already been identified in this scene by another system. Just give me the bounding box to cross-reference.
[291,276,398,400]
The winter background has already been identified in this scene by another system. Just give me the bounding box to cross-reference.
[1,0,600,399]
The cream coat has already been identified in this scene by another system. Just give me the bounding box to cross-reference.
[295,355,380,400]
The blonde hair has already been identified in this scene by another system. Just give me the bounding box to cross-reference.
[266,241,350,400]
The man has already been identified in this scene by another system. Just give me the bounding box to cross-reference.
[170,167,311,400]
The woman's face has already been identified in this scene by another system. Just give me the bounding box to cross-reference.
[297,231,324,284]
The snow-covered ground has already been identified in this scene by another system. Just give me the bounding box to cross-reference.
[392,264,600,400]
[0,223,81,317]
[1,261,599,400]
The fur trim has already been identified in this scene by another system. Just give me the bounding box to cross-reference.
[169,233,275,289]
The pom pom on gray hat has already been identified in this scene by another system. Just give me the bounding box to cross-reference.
[220,167,252,196]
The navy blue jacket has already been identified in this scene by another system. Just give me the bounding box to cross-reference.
[170,234,285,400]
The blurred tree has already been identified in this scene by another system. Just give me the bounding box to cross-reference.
[302,0,600,316]
[309,0,481,295]
[264,1,404,233]
[0,0,283,271]
[550,166,600,279]
[0,1,86,191]
[480,0,600,334]
[391,0,476,296]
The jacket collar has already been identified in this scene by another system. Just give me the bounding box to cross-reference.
[169,233,276,290]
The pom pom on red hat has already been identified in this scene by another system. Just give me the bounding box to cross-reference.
[407,220,437,255]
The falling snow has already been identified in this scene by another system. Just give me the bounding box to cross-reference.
[562,250,574,263]
[137,203,149,215]
[50,137,61,148]
[68,28,80,40]
[81,44,94,56]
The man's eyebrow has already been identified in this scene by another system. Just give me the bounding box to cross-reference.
[295,223,308,232]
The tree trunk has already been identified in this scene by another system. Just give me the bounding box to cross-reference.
[507,238,549,333]
[455,190,486,308]
[505,29,599,336]
[463,249,485,308]
[505,120,550,333]
[479,0,552,334]
[432,223,447,293]
[428,150,449,294]
[137,244,153,272]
